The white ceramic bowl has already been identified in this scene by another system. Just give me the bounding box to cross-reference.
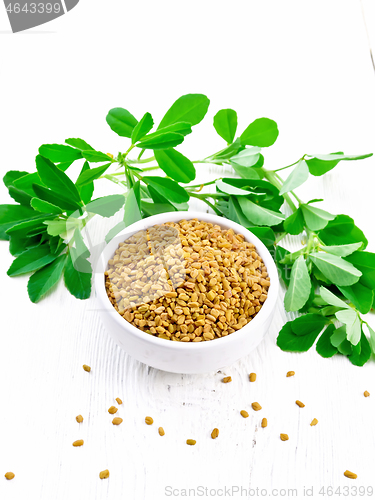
[95,211,279,373]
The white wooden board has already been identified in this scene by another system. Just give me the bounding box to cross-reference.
[1,1,375,499]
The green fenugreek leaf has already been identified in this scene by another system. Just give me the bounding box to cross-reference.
[316,324,338,358]
[131,112,154,144]
[0,204,40,240]
[279,160,309,195]
[38,144,82,163]
[7,244,58,277]
[36,155,82,205]
[86,195,125,218]
[76,162,112,187]
[338,283,374,315]
[283,208,305,235]
[213,109,237,144]
[64,252,92,300]
[65,138,94,151]
[335,308,361,345]
[106,108,138,138]
[154,148,196,183]
[240,118,279,147]
[238,198,285,226]
[284,255,311,312]
[142,176,189,203]
[310,252,361,286]
[301,203,335,231]
[31,198,63,215]
[27,254,67,303]
[317,214,368,249]
[348,330,372,366]
[158,94,210,129]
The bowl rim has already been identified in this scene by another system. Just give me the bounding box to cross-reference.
[95,211,279,350]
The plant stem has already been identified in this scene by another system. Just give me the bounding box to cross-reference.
[187,180,218,189]
[128,156,155,164]
[272,160,300,172]
[262,168,298,212]
[189,193,222,215]
[275,232,287,244]
[189,192,226,200]
[141,165,160,172]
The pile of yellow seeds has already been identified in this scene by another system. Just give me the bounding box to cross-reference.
[105,219,270,342]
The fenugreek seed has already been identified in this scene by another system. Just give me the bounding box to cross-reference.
[112,417,123,425]
[72,439,84,447]
[295,400,305,408]
[249,373,256,382]
[310,418,318,426]
[106,221,269,342]
[158,427,165,436]
[5,472,15,480]
[252,402,262,411]
[280,434,289,441]
[99,469,110,479]
[344,470,357,479]
[108,406,118,414]
[240,410,249,418]
[145,416,153,425]
[186,439,196,445]
[115,397,122,405]
[222,376,232,383]
[211,428,219,439]
[83,364,91,372]
[286,371,295,377]
[261,418,267,428]
[364,391,370,397]
[76,415,83,423]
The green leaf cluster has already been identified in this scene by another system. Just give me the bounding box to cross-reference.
[1,92,374,369]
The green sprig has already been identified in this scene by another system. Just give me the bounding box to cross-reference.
[1,93,374,366]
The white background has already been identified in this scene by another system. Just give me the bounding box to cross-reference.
[1,1,375,499]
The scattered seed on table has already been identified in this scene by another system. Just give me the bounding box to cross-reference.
[222,376,232,383]
[280,434,289,441]
[145,416,153,425]
[364,391,370,397]
[211,428,219,439]
[158,427,165,436]
[115,397,122,405]
[240,410,249,418]
[261,418,267,428]
[186,439,196,445]
[286,371,295,377]
[99,469,110,479]
[72,440,84,447]
[112,417,123,425]
[4,472,15,480]
[76,415,83,423]
[310,418,318,426]
[344,470,357,479]
[249,373,256,382]
[108,406,118,414]
[83,364,91,372]
[252,402,262,411]
[296,400,305,408]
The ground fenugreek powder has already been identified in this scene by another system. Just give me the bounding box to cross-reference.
[105,220,270,342]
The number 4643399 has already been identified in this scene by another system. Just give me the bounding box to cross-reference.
[6,3,61,14]
[319,486,373,496]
